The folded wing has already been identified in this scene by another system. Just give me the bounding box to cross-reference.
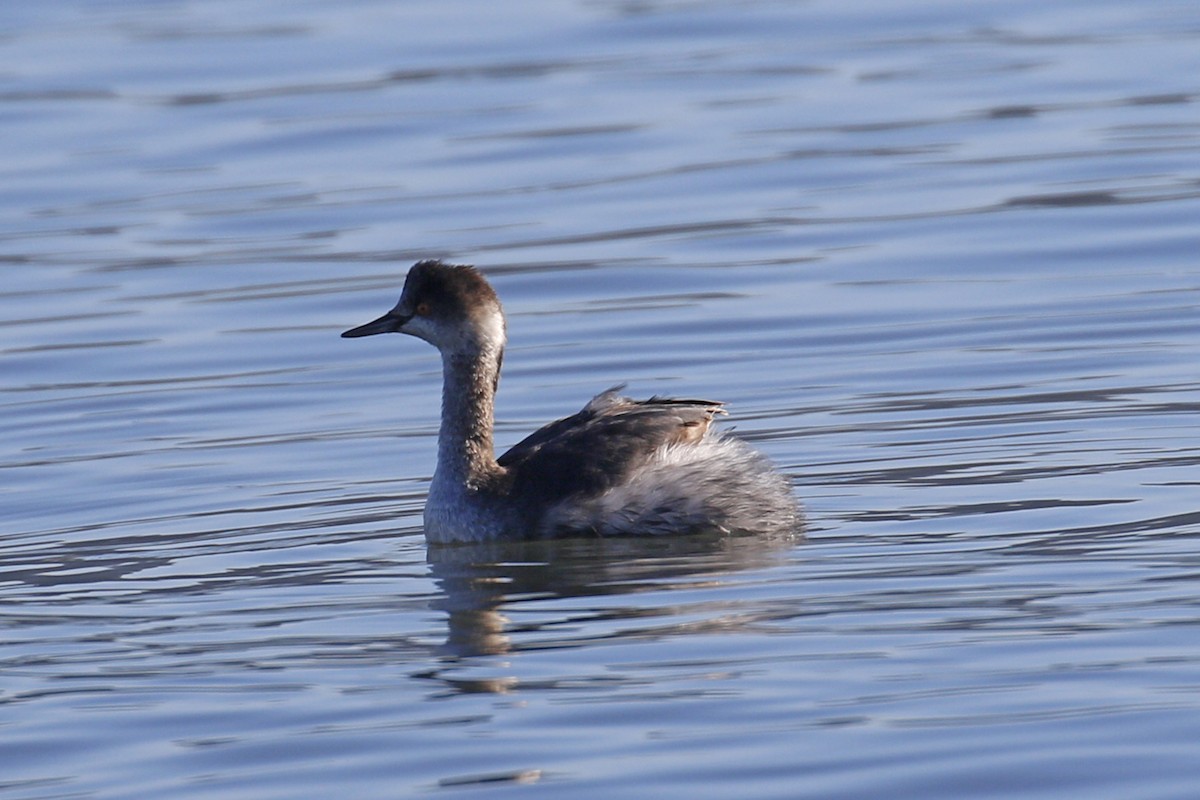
[498,386,726,507]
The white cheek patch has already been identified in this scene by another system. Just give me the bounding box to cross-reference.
[402,315,439,345]
[400,304,506,354]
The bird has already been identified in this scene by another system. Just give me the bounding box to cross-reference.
[342,260,800,543]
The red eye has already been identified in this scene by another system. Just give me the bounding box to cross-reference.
[416,302,431,316]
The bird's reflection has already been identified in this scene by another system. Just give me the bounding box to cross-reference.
[426,531,799,663]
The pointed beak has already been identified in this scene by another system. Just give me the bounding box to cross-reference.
[341,310,410,338]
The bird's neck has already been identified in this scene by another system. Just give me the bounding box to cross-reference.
[434,345,503,491]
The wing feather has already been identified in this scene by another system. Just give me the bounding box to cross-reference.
[498,388,726,509]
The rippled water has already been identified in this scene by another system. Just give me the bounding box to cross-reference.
[3,0,1200,797]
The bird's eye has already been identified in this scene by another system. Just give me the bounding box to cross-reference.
[416,302,431,316]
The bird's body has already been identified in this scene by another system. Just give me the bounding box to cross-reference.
[343,260,800,543]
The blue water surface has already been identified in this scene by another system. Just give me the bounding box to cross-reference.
[2,0,1200,797]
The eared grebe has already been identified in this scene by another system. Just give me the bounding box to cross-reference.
[342,260,800,543]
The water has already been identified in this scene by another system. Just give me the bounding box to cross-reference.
[3,0,1200,797]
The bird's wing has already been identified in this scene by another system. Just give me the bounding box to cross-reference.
[497,387,726,504]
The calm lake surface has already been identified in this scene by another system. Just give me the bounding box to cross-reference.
[3,0,1200,797]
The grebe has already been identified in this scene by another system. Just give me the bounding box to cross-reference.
[342,260,800,543]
